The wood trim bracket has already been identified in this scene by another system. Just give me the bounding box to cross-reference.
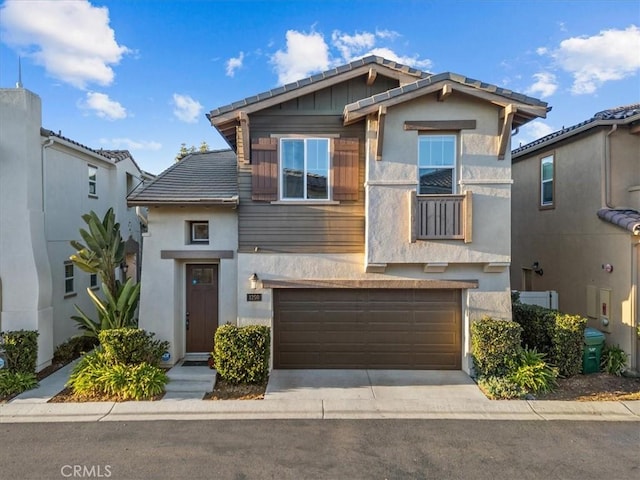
[463,190,473,243]
[498,104,517,160]
[366,68,378,86]
[437,83,452,102]
[238,111,250,164]
[376,105,386,160]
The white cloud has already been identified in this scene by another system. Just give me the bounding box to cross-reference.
[99,138,162,151]
[551,25,640,94]
[271,28,432,85]
[226,52,245,77]
[172,94,203,123]
[0,0,129,88]
[82,92,127,120]
[271,30,330,85]
[526,72,558,98]
[515,121,556,147]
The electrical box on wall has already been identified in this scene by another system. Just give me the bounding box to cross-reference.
[599,288,611,330]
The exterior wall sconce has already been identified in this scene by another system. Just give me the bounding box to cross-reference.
[602,263,614,273]
[120,262,128,275]
[249,273,259,290]
[532,262,543,276]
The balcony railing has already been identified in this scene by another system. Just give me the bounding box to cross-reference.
[409,191,472,243]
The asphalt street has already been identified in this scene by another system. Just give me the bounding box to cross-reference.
[1,419,638,479]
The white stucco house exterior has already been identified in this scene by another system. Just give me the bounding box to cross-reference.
[130,57,548,373]
[0,88,152,370]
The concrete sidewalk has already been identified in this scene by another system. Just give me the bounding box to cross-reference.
[1,365,638,423]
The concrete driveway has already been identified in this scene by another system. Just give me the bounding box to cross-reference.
[265,370,489,401]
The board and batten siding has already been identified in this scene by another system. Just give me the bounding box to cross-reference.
[238,116,366,253]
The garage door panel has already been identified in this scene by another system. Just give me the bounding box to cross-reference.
[274,288,462,369]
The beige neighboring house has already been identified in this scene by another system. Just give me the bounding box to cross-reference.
[511,104,640,371]
[0,88,152,370]
[131,56,548,373]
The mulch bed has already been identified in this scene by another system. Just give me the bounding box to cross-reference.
[203,378,267,400]
[48,387,165,403]
[533,373,640,401]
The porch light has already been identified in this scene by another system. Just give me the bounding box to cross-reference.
[249,273,259,290]
[120,262,128,275]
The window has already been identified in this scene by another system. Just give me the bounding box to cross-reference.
[280,138,329,200]
[418,135,456,194]
[88,165,97,196]
[64,262,75,295]
[90,273,98,289]
[191,222,209,243]
[540,155,554,207]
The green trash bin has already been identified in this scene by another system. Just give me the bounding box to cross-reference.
[583,327,605,374]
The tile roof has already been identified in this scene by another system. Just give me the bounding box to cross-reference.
[207,55,429,119]
[513,103,640,156]
[127,150,238,206]
[41,128,112,160]
[344,72,548,114]
[597,209,640,235]
[98,149,133,162]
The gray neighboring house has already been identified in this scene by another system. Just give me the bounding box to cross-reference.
[131,56,548,373]
[0,88,152,370]
[511,104,640,371]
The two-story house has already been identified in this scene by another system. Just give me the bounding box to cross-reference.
[0,88,151,370]
[130,56,547,373]
[511,104,640,372]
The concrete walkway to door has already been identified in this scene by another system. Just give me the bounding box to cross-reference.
[265,370,489,401]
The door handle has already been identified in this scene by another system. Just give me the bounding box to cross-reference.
[186,312,190,330]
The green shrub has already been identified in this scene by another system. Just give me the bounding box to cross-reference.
[53,336,98,364]
[98,328,169,367]
[512,303,555,354]
[470,317,522,378]
[214,324,270,384]
[601,344,627,376]
[67,349,167,400]
[510,348,558,394]
[477,376,525,400]
[1,330,39,374]
[0,371,38,397]
[551,313,586,377]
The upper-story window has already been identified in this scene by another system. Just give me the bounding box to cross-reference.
[540,154,554,208]
[64,262,75,296]
[418,135,456,194]
[280,138,330,200]
[88,165,98,196]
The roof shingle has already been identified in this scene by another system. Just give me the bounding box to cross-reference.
[597,208,640,235]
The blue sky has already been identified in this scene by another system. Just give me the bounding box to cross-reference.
[1,0,639,174]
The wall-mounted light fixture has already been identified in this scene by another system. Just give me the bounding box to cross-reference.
[249,273,259,290]
[120,262,128,275]
[532,262,544,276]
[602,263,614,273]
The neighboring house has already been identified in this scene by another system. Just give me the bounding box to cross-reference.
[511,104,640,371]
[130,56,547,373]
[0,88,151,370]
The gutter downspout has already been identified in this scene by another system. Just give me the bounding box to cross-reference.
[135,206,148,226]
[602,124,617,208]
[632,239,639,373]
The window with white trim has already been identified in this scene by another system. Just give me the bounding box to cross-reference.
[418,135,456,194]
[64,262,75,295]
[88,165,97,196]
[540,155,554,207]
[90,273,98,289]
[190,221,209,243]
[280,138,330,200]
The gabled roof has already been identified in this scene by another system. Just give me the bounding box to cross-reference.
[127,150,238,206]
[513,103,640,158]
[98,149,148,177]
[41,128,113,161]
[597,209,640,235]
[207,55,428,122]
[343,72,549,126]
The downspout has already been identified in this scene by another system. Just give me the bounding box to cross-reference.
[602,124,617,208]
[631,239,639,374]
[135,206,148,226]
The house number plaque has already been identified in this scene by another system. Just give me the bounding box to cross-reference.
[247,293,262,302]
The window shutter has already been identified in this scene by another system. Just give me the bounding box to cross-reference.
[332,138,359,201]
[251,138,278,201]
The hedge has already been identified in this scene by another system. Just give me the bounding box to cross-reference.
[98,328,169,367]
[213,324,270,384]
[470,317,522,378]
[1,330,39,374]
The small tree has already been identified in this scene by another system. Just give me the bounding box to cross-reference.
[69,209,140,338]
[175,141,209,161]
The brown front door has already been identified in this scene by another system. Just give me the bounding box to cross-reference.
[186,264,219,352]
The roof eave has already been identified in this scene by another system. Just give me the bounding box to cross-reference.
[127,195,239,207]
[513,115,640,159]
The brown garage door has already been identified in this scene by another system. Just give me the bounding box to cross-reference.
[273,288,461,369]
